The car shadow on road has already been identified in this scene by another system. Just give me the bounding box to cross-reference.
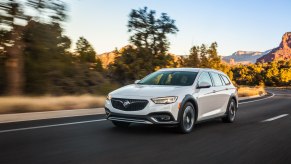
[103,118,229,135]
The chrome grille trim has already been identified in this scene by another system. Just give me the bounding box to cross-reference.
[108,117,153,124]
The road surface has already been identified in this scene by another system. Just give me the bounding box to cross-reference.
[0,89,291,164]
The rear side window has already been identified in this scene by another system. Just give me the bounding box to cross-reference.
[210,72,223,86]
[221,75,231,85]
[198,72,213,86]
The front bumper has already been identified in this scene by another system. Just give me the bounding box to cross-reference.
[105,96,181,120]
[105,108,179,125]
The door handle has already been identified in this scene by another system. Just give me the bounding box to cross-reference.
[225,88,229,90]
[213,90,216,93]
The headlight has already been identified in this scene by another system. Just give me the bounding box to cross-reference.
[106,94,112,100]
[151,96,178,104]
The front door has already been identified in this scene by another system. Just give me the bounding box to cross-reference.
[196,72,217,118]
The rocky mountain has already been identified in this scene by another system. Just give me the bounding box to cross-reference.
[223,32,291,64]
[257,32,291,62]
[222,51,266,64]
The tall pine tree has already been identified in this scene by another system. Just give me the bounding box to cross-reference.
[199,44,209,68]
[75,37,96,63]
[184,46,200,67]
[128,7,178,70]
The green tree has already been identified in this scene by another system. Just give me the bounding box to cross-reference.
[0,0,29,95]
[0,30,9,94]
[95,58,103,72]
[75,37,96,63]
[265,61,280,86]
[231,60,291,86]
[199,44,209,68]
[23,20,73,94]
[128,7,178,70]
[279,68,291,85]
[183,46,200,67]
[109,45,149,83]
[109,7,179,83]
[0,0,68,95]
[22,0,69,94]
[208,42,221,69]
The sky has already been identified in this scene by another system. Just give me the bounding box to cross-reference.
[64,0,291,56]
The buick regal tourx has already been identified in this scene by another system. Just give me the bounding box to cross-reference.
[105,68,238,133]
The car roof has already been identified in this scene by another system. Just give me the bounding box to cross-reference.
[158,68,227,76]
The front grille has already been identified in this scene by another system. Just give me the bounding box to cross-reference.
[111,98,148,111]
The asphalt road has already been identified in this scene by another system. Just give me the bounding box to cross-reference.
[0,89,291,164]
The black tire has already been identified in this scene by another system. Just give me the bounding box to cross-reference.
[111,121,130,128]
[222,99,237,123]
[178,102,196,134]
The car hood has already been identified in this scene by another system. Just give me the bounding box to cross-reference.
[110,84,189,98]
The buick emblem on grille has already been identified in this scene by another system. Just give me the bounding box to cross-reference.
[122,100,131,108]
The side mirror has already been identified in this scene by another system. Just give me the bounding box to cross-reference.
[197,82,211,89]
[134,80,140,84]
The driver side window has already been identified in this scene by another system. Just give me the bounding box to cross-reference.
[198,72,213,86]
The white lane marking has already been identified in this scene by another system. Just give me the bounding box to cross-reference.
[262,114,289,122]
[0,119,107,134]
[238,92,275,105]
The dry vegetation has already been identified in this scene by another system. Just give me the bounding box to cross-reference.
[0,95,105,114]
[238,86,266,97]
[0,87,267,114]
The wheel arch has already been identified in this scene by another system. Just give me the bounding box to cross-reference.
[224,93,238,116]
[177,94,198,122]
[230,93,238,109]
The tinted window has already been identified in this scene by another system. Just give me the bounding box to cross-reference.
[198,72,213,86]
[221,75,231,85]
[138,71,198,86]
[210,72,223,86]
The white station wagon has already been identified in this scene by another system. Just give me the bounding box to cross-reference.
[105,68,238,133]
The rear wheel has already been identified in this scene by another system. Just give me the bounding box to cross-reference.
[222,99,237,123]
[178,102,195,134]
[111,121,130,127]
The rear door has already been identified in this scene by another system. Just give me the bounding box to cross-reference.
[209,72,230,113]
[219,74,235,112]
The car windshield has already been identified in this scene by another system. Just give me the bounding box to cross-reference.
[138,71,198,86]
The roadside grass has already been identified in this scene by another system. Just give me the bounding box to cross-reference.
[0,95,105,114]
[238,86,266,97]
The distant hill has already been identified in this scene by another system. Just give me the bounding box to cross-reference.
[257,32,291,62]
[222,51,266,64]
[223,32,291,64]
[97,51,119,68]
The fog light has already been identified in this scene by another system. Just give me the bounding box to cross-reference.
[105,108,111,117]
[154,115,171,121]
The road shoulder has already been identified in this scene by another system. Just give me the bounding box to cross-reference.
[0,108,104,124]
[238,92,273,103]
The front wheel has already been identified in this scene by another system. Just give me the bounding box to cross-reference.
[111,121,130,128]
[178,102,196,134]
[222,99,237,123]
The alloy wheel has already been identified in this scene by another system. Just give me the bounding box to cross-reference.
[182,105,195,131]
